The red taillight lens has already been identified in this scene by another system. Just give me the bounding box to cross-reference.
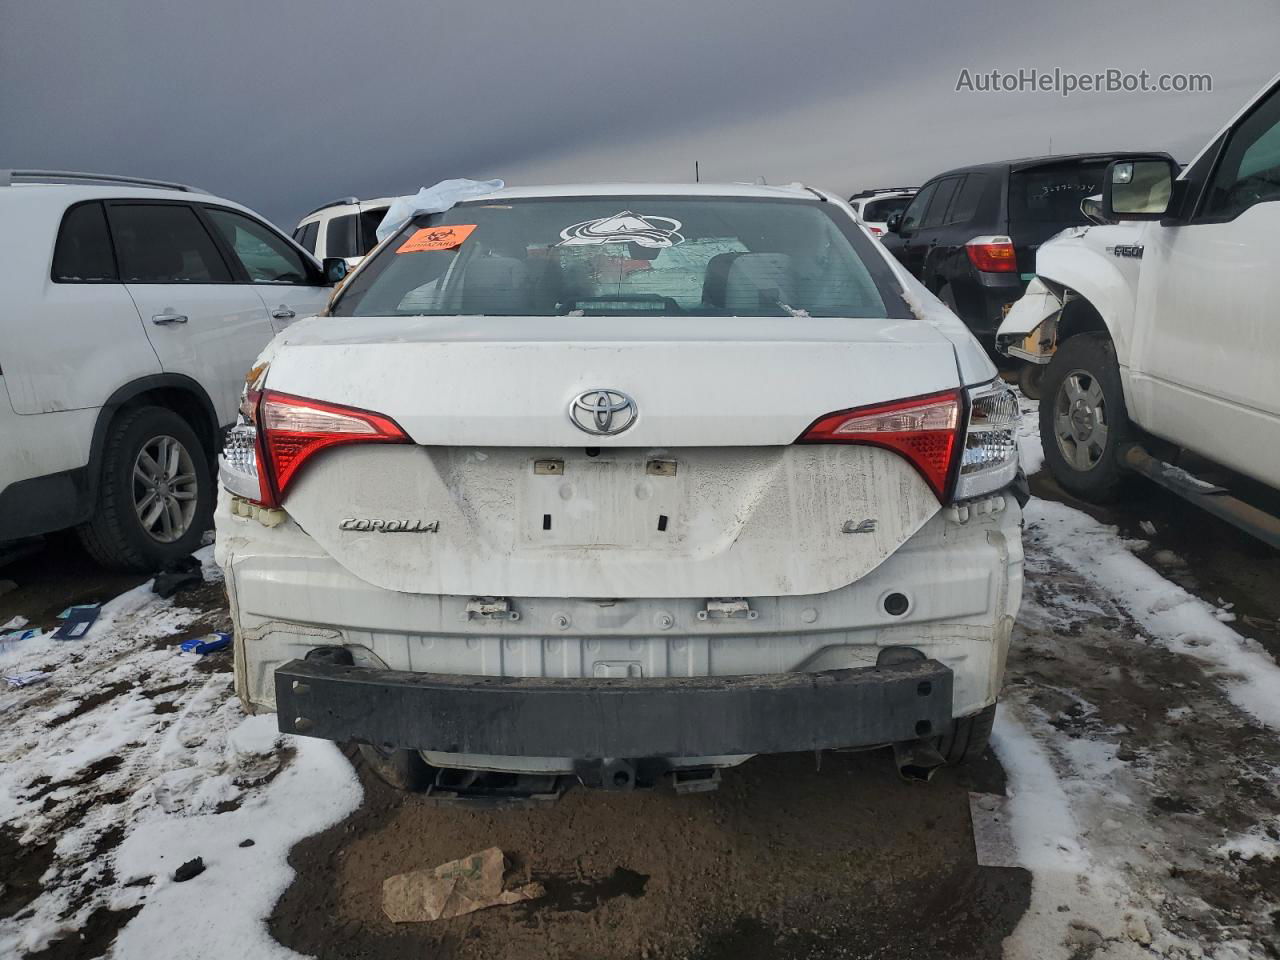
[797,390,963,500]
[965,238,1017,273]
[258,391,409,501]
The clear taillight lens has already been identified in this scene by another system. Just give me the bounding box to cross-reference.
[219,420,266,503]
[954,380,1020,500]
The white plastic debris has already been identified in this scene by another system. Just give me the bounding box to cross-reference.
[4,670,48,688]
[375,178,504,243]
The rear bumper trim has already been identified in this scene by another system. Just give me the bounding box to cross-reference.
[274,658,955,759]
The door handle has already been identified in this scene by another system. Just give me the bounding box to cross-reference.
[271,306,296,320]
[151,313,188,325]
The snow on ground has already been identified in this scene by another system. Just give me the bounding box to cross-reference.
[0,549,362,958]
[993,393,1280,959]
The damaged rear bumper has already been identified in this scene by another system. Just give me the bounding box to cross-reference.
[275,657,954,760]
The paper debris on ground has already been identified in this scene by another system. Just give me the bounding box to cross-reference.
[383,847,544,923]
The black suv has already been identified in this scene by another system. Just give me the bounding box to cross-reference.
[882,152,1170,343]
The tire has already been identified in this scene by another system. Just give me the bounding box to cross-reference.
[936,703,996,766]
[77,405,213,572]
[1039,332,1132,502]
[357,744,433,791]
[1017,361,1045,401]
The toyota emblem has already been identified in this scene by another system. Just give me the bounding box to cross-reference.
[569,389,637,436]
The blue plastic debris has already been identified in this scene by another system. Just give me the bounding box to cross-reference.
[0,628,40,653]
[52,604,101,641]
[180,632,232,655]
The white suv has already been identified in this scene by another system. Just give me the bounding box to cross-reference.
[848,187,917,239]
[292,196,394,268]
[215,183,1025,799]
[0,170,335,570]
[997,73,1280,545]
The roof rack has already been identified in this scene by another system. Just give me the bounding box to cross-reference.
[0,169,200,192]
[301,196,362,218]
[848,186,917,200]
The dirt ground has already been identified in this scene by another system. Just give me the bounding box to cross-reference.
[3,473,1279,959]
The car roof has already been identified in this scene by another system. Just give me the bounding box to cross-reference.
[458,182,820,202]
[925,151,1173,182]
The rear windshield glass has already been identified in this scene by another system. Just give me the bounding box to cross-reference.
[330,197,902,319]
[1009,162,1109,225]
[861,196,912,222]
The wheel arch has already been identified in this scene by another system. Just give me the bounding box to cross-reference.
[87,375,221,508]
[1034,242,1138,363]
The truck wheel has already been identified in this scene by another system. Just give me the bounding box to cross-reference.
[77,406,213,572]
[1017,361,1045,400]
[357,744,433,791]
[936,703,996,765]
[1040,333,1131,502]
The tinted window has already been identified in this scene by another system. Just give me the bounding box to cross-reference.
[325,214,358,259]
[1203,85,1280,219]
[360,208,388,252]
[862,196,913,222]
[1009,162,1109,225]
[297,221,319,254]
[921,177,961,228]
[333,197,899,320]
[946,174,986,225]
[206,208,311,283]
[899,181,937,234]
[52,202,117,281]
[109,204,231,283]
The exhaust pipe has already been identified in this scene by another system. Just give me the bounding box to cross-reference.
[893,739,946,782]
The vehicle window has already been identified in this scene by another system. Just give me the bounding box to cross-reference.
[52,202,117,282]
[108,204,231,283]
[1202,85,1280,219]
[360,208,388,253]
[862,196,913,222]
[898,182,937,234]
[1008,162,1109,225]
[325,214,359,259]
[946,174,986,225]
[297,221,319,254]
[205,207,310,284]
[332,197,902,320]
[921,177,961,229]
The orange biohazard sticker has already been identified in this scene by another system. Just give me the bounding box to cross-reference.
[396,224,477,254]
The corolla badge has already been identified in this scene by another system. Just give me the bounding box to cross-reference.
[569,389,638,436]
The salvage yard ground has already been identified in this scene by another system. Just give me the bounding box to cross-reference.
[2,398,1279,960]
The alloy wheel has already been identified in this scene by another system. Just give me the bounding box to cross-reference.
[1053,370,1109,471]
[132,435,198,543]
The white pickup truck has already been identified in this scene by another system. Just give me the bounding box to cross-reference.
[997,72,1280,546]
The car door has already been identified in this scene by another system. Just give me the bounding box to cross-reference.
[886,180,937,277]
[1130,80,1280,486]
[915,175,962,287]
[201,206,330,333]
[106,200,275,426]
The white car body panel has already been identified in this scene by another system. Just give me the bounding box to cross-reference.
[997,73,1280,490]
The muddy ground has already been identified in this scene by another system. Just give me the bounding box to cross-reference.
[2,478,1278,959]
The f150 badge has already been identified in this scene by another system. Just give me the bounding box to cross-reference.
[1107,244,1144,259]
[339,518,439,533]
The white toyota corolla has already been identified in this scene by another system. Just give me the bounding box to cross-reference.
[215,182,1024,800]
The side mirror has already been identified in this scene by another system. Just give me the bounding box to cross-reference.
[885,213,903,235]
[323,257,349,285]
[1102,157,1177,221]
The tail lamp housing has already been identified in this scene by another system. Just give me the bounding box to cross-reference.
[798,381,1020,503]
[965,235,1017,273]
[219,388,409,508]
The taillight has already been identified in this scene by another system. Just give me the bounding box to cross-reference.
[798,391,963,500]
[965,235,1017,273]
[219,389,409,508]
[259,392,409,501]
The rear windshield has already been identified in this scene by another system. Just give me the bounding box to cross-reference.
[861,196,912,222]
[330,196,903,319]
[1008,162,1109,225]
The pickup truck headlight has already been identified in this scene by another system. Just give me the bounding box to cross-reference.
[954,380,1021,500]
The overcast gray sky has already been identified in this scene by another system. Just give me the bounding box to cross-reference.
[2,1,1277,226]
